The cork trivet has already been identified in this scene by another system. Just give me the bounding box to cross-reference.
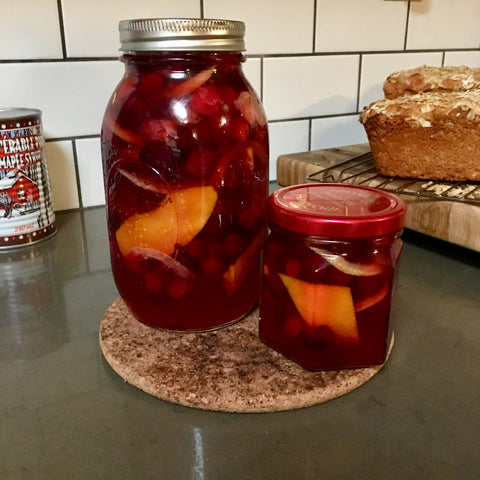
[99,297,393,413]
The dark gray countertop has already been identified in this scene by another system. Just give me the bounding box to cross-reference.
[1,203,479,479]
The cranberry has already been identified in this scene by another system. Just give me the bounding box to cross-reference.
[137,72,165,96]
[221,85,238,110]
[209,112,234,144]
[190,84,222,115]
[232,117,250,142]
[300,325,336,350]
[139,118,178,143]
[185,150,218,181]
[224,233,243,259]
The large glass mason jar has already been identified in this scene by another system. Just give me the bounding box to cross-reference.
[101,19,269,331]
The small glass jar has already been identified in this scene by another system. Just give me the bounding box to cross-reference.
[260,184,406,371]
[101,19,269,331]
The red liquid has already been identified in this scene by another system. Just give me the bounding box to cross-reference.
[101,52,268,330]
[259,228,402,370]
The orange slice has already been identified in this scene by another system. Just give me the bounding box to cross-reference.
[116,186,218,257]
[279,274,359,343]
[223,229,265,295]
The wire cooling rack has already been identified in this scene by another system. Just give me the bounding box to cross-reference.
[307,151,480,206]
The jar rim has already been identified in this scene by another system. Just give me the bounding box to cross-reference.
[268,183,407,238]
[119,18,246,52]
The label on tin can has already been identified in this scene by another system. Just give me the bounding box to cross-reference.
[0,110,56,248]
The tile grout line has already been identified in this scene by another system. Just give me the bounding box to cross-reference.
[356,54,363,113]
[404,1,410,51]
[71,138,84,209]
[0,47,479,65]
[56,0,68,59]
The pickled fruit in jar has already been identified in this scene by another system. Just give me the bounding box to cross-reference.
[101,20,269,331]
[259,184,406,370]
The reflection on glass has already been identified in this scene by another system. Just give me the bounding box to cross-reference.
[0,241,68,359]
[192,427,205,480]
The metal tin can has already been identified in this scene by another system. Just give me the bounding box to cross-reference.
[0,108,56,249]
[260,183,407,371]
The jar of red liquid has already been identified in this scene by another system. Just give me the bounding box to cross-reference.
[260,184,406,371]
[101,19,269,331]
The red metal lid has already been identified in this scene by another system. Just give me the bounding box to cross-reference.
[268,183,406,238]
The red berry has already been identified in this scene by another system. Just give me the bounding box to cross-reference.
[209,112,234,144]
[185,150,218,180]
[190,85,222,115]
[224,233,243,259]
[221,85,238,110]
[139,118,177,143]
[232,117,250,142]
[138,72,164,96]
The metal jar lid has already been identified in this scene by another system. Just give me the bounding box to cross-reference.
[0,108,42,122]
[119,18,245,52]
[268,183,407,239]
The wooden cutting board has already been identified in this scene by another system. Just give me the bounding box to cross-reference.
[276,144,480,252]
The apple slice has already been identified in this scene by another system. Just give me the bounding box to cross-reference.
[234,91,267,127]
[102,113,144,147]
[116,186,218,257]
[115,166,168,195]
[354,280,389,312]
[166,66,215,98]
[279,274,359,343]
[309,246,383,277]
[128,247,194,278]
[223,229,265,295]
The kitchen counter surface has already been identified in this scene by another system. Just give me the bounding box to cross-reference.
[1,202,479,479]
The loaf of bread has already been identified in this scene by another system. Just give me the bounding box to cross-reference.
[359,90,480,181]
[383,65,480,99]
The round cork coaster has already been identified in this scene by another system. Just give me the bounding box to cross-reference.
[99,297,393,413]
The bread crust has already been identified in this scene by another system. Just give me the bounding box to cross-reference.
[383,65,480,99]
[360,91,480,181]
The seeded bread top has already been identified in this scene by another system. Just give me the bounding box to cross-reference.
[359,90,480,127]
[383,65,480,99]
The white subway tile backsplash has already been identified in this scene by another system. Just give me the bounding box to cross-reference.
[444,51,480,67]
[0,0,63,60]
[268,120,310,181]
[45,141,79,211]
[0,61,123,138]
[311,115,366,151]
[204,0,315,55]
[76,138,105,208]
[315,0,407,53]
[3,0,479,211]
[408,0,480,50]
[243,58,262,99]
[263,55,359,121]
[61,0,201,58]
[359,52,443,108]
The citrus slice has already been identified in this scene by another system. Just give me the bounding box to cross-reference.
[222,229,265,295]
[279,274,359,343]
[116,186,218,257]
